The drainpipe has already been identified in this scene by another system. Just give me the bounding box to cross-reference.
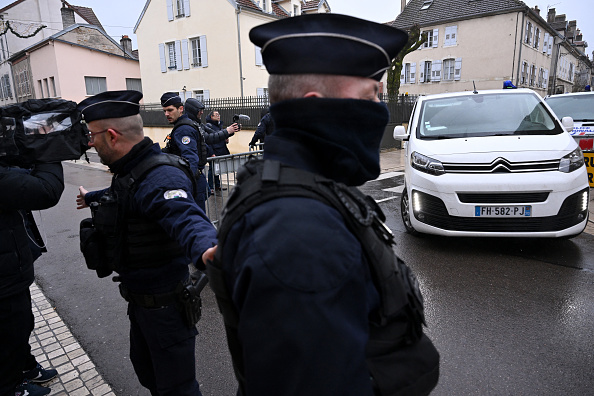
[515,11,525,85]
[236,7,244,100]
[511,12,520,83]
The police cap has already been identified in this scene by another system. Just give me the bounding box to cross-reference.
[161,92,182,107]
[249,14,408,81]
[77,90,142,122]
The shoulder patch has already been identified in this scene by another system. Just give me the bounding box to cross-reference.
[181,136,191,145]
[164,189,188,200]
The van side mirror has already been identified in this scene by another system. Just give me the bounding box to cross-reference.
[393,125,409,141]
[561,116,574,133]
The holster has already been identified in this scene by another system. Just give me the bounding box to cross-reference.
[79,217,113,278]
[180,271,209,327]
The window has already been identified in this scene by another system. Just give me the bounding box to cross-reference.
[538,68,545,88]
[521,62,528,85]
[257,87,268,97]
[404,63,411,83]
[16,68,31,98]
[568,63,574,82]
[176,0,185,17]
[534,28,540,49]
[444,26,457,46]
[38,80,44,98]
[422,61,432,83]
[2,74,12,99]
[525,21,532,45]
[167,42,177,69]
[529,65,536,86]
[0,38,5,62]
[49,77,56,97]
[191,37,202,67]
[423,29,438,48]
[126,78,142,92]
[84,76,107,95]
[255,45,263,66]
[293,5,299,16]
[167,0,190,20]
[443,59,455,81]
[420,0,433,10]
[43,79,49,97]
[193,89,209,102]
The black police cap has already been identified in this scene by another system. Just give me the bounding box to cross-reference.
[249,14,408,81]
[77,90,142,122]
[160,92,182,107]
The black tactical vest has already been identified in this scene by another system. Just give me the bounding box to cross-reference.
[163,118,208,168]
[209,159,440,396]
[92,153,196,272]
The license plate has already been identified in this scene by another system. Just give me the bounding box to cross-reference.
[475,206,531,217]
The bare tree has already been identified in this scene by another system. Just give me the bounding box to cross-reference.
[386,24,427,99]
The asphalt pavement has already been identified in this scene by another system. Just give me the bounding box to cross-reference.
[25,148,594,395]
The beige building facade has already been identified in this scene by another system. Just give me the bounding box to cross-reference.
[134,0,330,104]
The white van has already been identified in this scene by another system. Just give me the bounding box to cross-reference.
[393,89,589,238]
[545,91,594,152]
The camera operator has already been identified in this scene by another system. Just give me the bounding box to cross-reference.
[0,158,63,396]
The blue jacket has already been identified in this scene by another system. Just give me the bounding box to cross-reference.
[85,138,217,293]
[204,116,230,156]
[220,98,391,395]
[171,114,202,174]
[0,163,64,298]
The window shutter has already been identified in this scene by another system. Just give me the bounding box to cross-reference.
[182,39,190,70]
[419,68,424,84]
[444,27,450,46]
[400,68,405,84]
[255,45,263,66]
[454,58,462,80]
[547,36,553,55]
[200,36,208,67]
[543,69,548,89]
[167,0,174,21]
[257,88,265,96]
[543,33,549,53]
[451,26,457,45]
[432,28,439,47]
[184,0,191,16]
[431,60,441,81]
[175,40,182,70]
[410,63,416,84]
[159,43,167,72]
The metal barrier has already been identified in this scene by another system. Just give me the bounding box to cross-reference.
[205,150,263,226]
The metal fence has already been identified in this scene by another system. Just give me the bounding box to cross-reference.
[204,150,263,226]
[140,94,418,128]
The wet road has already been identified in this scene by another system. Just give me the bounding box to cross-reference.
[33,160,594,395]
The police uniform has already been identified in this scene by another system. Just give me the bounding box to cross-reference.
[209,14,439,396]
[161,92,210,212]
[78,91,217,396]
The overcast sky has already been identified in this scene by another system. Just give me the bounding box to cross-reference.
[0,0,591,56]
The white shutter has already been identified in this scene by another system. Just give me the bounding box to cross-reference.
[175,40,182,70]
[547,36,553,55]
[184,0,190,16]
[203,90,210,101]
[410,63,416,84]
[451,26,457,45]
[255,45,263,66]
[257,88,265,96]
[200,36,208,67]
[431,60,442,81]
[166,0,174,21]
[419,68,424,84]
[525,21,530,44]
[182,39,189,70]
[432,28,439,48]
[543,69,548,89]
[159,43,166,72]
[400,68,405,84]
[454,58,462,80]
[543,33,549,53]
[443,27,450,46]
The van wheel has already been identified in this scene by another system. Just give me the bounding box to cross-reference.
[401,188,419,236]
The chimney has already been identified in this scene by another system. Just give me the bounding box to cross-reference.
[533,5,540,16]
[120,35,132,55]
[401,0,406,13]
[61,5,75,29]
[547,7,556,23]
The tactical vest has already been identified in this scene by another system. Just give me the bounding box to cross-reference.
[209,159,440,396]
[90,153,196,273]
[163,118,208,168]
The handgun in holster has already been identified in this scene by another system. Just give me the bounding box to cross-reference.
[180,271,209,327]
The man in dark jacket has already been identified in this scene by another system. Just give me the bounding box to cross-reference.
[161,92,211,211]
[249,108,274,148]
[204,110,235,191]
[0,161,63,396]
[204,14,439,396]
[76,90,217,395]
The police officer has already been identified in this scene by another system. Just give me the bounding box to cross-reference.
[249,107,274,148]
[76,90,217,396]
[204,14,440,396]
[161,92,210,211]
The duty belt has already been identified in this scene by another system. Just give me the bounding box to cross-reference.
[118,282,184,308]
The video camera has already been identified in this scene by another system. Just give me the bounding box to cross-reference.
[232,114,250,130]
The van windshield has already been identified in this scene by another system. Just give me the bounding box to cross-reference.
[417,92,563,139]
[545,94,594,122]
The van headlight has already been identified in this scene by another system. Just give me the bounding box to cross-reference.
[411,151,445,176]
[558,147,584,173]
